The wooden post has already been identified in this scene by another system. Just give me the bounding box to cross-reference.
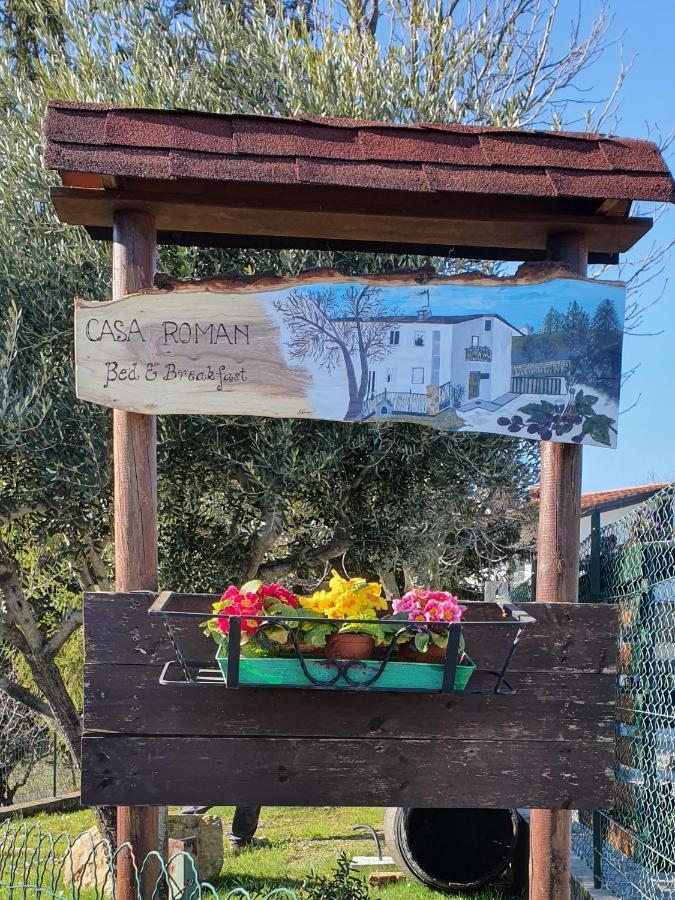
[529,232,588,900]
[112,210,159,899]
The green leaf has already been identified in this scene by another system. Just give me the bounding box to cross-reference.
[259,624,289,644]
[303,623,334,647]
[414,631,430,653]
[519,402,550,416]
[267,600,301,618]
[338,622,386,644]
[588,421,611,446]
[241,638,275,658]
[240,579,262,595]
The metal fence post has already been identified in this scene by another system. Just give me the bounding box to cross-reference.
[52,732,57,798]
[590,509,601,602]
[592,810,603,889]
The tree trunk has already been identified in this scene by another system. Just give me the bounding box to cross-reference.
[27,651,80,764]
[343,348,364,419]
[378,567,400,600]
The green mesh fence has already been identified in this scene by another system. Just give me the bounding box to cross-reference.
[0,819,300,899]
[512,482,675,900]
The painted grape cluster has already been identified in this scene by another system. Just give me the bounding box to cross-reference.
[496,391,616,446]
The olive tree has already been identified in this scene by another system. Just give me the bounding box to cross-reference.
[0,0,624,822]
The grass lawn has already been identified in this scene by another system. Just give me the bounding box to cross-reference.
[2,805,517,899]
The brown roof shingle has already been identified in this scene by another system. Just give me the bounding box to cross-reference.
[531,482,671,515]
[44,101,675,204]
[580,482,671,515]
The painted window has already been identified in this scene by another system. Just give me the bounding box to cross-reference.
[367,370,376,395]
[414,330,425,347]
[389,330,400,345]
[386,367,396,384]
[484,319,492,331]
[471,335,480,347]
[411,367,425,385]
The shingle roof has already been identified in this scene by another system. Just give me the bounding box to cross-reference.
[531,482,671,515]
[44,101,675,203]
[579,483,670,515]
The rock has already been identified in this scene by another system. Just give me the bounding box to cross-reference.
[61,827,113,897]
[167,814,224,881]
[61,815,224,894]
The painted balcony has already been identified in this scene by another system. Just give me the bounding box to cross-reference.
[465,346,492,362]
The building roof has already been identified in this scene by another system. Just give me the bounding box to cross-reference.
[337,313,522,332]
[579,482,670,516]
[531,482,670,516]
[43,102,675,262]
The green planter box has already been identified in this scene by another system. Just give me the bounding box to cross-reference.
[216,647,476,691]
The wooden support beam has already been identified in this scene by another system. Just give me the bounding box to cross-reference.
[111,210,159,900]
[530,232,589,900]
[49,184,650,261]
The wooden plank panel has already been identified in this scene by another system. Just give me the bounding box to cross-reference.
[51,186,652,255]
[83,593,618,675]
[81,735,615,809]
[83,663,615,742]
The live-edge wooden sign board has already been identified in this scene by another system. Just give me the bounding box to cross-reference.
[75,268,625,448]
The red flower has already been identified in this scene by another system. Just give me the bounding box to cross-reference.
[213,582,298,639]
[215,588,264,635]
[261,583,299,608]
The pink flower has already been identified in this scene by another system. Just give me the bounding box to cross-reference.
[393,589,466,623]
[392,593,420,615]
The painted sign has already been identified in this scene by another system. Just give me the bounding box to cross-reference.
[74,269,625,447]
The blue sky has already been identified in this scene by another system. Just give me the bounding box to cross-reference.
[571,0,674,491]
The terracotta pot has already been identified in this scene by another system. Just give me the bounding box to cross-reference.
[325,633,375,661]
[397,642,447,664]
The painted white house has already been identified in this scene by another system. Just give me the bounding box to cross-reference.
[364,309,521,412]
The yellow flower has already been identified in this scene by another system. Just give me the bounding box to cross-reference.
[299,570,387,620]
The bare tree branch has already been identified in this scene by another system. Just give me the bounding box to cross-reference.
[257,533,352,580]
[0,677,54,721]
[0,504,47,527]
[45,608,83,656]
[246,504,283,579]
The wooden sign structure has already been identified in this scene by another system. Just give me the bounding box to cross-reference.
[44,101,675,900]
[75,270,625,448]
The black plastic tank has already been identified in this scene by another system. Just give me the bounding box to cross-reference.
[383,807,522,892]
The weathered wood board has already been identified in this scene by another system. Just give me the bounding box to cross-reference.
[75,269,625,447]
[82,592,617,808]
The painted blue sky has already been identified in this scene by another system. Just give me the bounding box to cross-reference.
[314,279,626,334]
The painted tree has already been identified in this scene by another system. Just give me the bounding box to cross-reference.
[274,285,396,419]
[0,0,649,841]
[542,307,564,334]
[563,300,591,335]
[591,298,621,332]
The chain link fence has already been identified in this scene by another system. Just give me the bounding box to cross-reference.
[0,669,79,809]
[512,482,675,899]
